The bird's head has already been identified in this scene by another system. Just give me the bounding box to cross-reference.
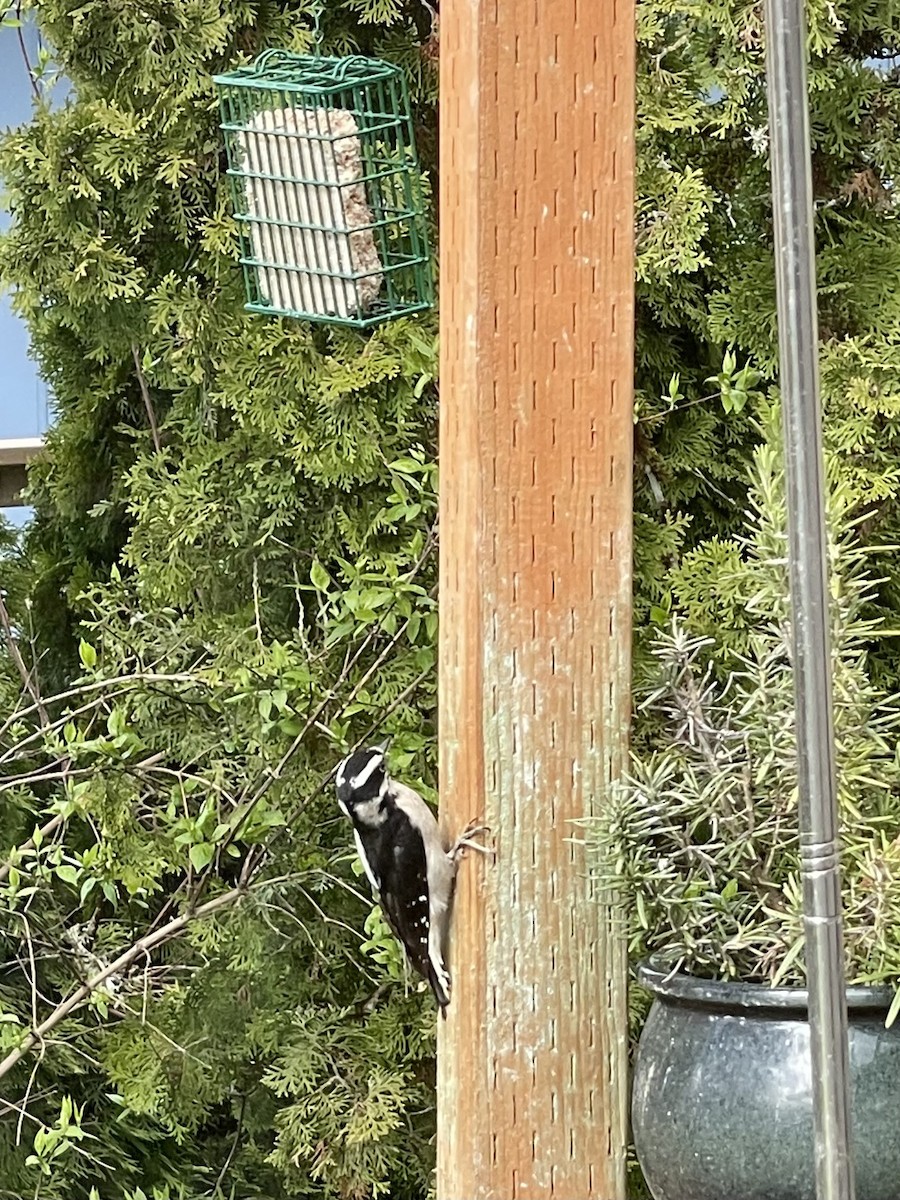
[336,737,392,812]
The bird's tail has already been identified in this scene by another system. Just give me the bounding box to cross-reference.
[427,957,451,1014]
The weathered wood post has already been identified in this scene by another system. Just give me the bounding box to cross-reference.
[438,2,636,1197]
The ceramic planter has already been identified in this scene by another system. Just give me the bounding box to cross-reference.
[632,960,900,1200]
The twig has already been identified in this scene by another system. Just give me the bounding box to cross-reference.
[19,916,39,1033]
[0,694,109,765]
[0,672,205,745]
[0,815,64,886]
[0,677,145,741]
[213,1092,247,1196]
[14,1,40,100]
[131,345,162,453]
[252,559,263,645]
[0,1088,52,1122]
[293,888,364,942]
[0,593,47,726]
[0,765,93,794]
[15,1050,42,1147]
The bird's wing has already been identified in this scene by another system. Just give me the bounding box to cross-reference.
[378,826,449,1007]
[379,835,432,979]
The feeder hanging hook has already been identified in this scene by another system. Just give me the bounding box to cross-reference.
[309,1,325,54]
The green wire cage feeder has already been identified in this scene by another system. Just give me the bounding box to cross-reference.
[213,48,434,329]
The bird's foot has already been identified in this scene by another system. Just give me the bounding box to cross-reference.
[448,820,493,865]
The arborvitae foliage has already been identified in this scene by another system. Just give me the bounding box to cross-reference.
[0,0,438,678]
[0,1,899,1198]
[633,0,900,679]
[1,2,440,1197]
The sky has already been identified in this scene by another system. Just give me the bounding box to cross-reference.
[0,21,56,527]
[0,22,51,439]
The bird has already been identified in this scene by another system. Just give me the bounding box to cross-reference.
[336,737,489,1014]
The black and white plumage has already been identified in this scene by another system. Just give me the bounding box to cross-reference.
[336,740,483,1013]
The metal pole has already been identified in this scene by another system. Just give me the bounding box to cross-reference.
[764,2,855,1198]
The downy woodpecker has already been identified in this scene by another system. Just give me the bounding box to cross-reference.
[336,738,488,1013]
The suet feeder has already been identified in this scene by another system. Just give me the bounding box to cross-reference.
[213,48,434,328]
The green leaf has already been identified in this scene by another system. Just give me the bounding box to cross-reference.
[79,639,97,669]
[189,843,215,871]
[310,560,332,592]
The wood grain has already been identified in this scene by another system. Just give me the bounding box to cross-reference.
[437,1,635,1196]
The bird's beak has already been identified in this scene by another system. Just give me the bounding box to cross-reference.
[374,735,392,755]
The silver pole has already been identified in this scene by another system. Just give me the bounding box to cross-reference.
[764,2,855,1198]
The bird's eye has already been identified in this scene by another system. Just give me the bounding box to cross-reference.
[349,752,384,791]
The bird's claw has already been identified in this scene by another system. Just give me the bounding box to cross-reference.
[449,819,493,864]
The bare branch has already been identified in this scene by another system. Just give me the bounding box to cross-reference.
[14,1,40,100]
[131,344,162,454]
[0,592,48,727]
[0,886,244,1085]
[0,672,206,744]
[213,1092,247,1195]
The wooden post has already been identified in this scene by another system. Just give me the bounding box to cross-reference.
[438,2,635,1197]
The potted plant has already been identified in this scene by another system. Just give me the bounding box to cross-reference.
[601,436,900,1200]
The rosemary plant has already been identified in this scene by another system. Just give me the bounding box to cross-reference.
[602,437,900,1014]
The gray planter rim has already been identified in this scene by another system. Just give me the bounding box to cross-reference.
[638,958,894,1014]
